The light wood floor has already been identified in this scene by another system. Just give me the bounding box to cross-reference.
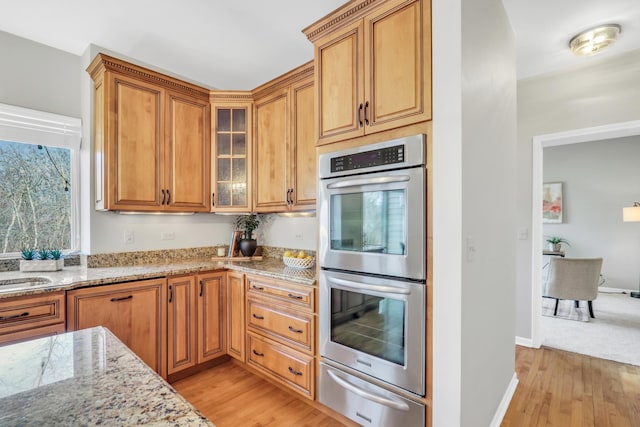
[172,361,356,427]
[173,346,640,427]
[502,345,640,426]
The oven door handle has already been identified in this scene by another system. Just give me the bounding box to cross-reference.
[328,277,411,295]
[326,175,409,189]
[327,370,410,411]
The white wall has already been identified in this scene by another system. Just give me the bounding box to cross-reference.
[543,136,640,291]
[516,49,640,339]
[0,31,81,118]
[433,0,517,425]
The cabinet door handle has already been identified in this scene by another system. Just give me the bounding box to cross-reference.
[288,367,303,376]
[288,325,303,334]
[211,192,215,207]
[364,101,370,126]
[357,103,364,127]
[252,313,264,320]
[110,295,133,302]
[199,280,204,297]
[251,285,264,291]
[166,189,171,205]
[252,349,264,357]
[0,311,29,321]
[161,189,166,205]
[287,293,303,300]
[169,286,173,303]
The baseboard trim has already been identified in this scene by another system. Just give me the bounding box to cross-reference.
[515,336,535,348]
[599,286,634,294]
[489,372,519,427]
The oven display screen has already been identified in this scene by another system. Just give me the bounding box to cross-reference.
[330,288,405,366]
[330,144,404,173]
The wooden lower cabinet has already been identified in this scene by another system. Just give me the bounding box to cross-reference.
[245,274,316,399]
[226,270,245,361]
[247,332,314,398]
[66,278,167,377]
[167,271,226,375]
[0,291,66,345]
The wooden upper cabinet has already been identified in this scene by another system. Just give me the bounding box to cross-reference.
[253,89,289,212]
[87,53,211,212]
[290,76,317,210]
[252,62,316,213]
[166,92,211,211]
[210,92,253,213]
[304,0,431,146]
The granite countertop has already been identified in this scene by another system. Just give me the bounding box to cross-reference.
[0,257,316,299]
[0,326,213,426]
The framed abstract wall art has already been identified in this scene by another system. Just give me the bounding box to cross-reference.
[542,182,563,223]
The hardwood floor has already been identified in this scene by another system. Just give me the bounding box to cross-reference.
[172,361,356,427]
[173,345,640,427]
[502,345,640,426]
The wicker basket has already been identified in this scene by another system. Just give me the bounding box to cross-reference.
[282,255,315,269]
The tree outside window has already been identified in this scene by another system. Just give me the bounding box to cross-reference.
[0,140,71,253]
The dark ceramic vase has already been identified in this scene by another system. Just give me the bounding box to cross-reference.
[239,238,257,257]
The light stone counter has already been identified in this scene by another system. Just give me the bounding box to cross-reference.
[0,257,316,299]
[0,326,213,426]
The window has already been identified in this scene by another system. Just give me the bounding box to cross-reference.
[0,103,81,256]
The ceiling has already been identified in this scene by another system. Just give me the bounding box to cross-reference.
[0,0,639,89]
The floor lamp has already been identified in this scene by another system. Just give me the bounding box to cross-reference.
[623,202,640,298]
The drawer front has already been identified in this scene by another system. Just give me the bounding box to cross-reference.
[0,323,66,346]
[0,292,65,336]
[247,299,313,352]
[246,275,314,311]
[247,333,314,398]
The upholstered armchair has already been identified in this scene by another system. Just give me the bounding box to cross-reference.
[544,257,603,318]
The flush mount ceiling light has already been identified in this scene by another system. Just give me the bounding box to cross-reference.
[569,24,621,56]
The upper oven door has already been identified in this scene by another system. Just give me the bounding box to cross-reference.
[318,166,426,281]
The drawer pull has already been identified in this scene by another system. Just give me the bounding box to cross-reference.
[288,367,303,376]
[251,285,264,291]
[110,295,133,302]
[288,325,303,334]
[252,313,264,320]
[287,293,303,300]
[252,349,264,357]
[0,311,29,321]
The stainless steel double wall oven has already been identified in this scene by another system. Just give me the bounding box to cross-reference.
[318,135,427,427]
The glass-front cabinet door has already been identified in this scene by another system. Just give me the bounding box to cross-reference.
[210,93,253,212]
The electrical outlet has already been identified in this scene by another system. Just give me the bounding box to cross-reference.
[124,230,135,244]
[161,231,175,240]
[294,232,304,241]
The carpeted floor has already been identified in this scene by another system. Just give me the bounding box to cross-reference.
[541,291,640,366]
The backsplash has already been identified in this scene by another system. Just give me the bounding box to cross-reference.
[0,246,316,271]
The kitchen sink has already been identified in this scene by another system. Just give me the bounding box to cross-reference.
[0,277,52,291]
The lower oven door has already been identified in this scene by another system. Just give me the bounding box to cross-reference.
[319,269,425,396]
[319,362,425,427]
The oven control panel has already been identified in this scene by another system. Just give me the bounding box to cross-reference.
[330,144,404,173]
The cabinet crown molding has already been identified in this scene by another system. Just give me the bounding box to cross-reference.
[87,53,210,100]
[251,61,313,100]
[302,0,380,42]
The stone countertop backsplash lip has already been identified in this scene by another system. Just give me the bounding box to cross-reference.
[0,257,316,299]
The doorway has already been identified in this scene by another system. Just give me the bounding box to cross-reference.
[530,120,640,349]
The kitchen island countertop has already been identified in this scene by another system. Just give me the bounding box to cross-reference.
[0,326,213,426]
[0,257,316,299]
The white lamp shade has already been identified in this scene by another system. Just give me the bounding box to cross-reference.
[623,206,640,222]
